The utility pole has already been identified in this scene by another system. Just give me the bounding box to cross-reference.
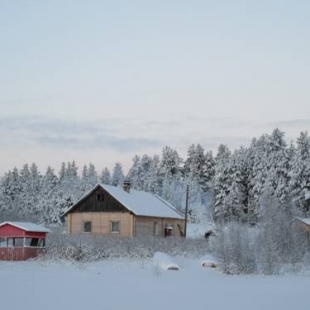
[184,185,189,238]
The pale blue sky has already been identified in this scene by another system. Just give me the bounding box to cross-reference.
[1,0,310,174]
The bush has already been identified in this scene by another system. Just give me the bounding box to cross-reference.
[41,232,209,262]
[210,220,310,275]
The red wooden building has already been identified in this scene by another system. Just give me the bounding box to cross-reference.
[0,221,50,261]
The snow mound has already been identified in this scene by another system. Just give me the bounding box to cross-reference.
[199,254,218,268]
[152,252,179,271]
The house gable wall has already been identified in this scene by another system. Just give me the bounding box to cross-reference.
[72,187,128,213]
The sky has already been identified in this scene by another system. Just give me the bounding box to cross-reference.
[1,0,310,175]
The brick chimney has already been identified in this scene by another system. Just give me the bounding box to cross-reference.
[123,180,131,193]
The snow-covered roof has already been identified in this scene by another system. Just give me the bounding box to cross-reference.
[293,217,310,226]
[0,221,50,233]
[65,184,184,220]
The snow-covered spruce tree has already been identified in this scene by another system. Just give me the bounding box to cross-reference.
[289,131,310,216]
[143,155,160,194]
[0,167,22,219]
[264,129,291,204]
[183,144,211,222]
[213,149,250,223]
[158,146,183,208]
[100,167,111,185]
[202,150,215,192]
[58,161,81,201]
[127,155,144,190]
[55,161,80,221]
[246,130,288,221]
[248,134,270,219]
[211,144,232,222]
[27,163,43,216]
[40,165,76,225]
[127,154,158,192]
[80,163,98,193]
[111,162,124,186]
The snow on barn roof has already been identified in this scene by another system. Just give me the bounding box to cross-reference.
[64,184,184,220]
[294,217,310,226]
[0,221,50,233]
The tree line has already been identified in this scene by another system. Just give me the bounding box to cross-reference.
[0,128,309,226]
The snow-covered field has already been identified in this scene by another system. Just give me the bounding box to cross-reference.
[1,257,310,310]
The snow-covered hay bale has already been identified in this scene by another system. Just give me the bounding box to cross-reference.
[200,254,218,268]
[153,252,179,271]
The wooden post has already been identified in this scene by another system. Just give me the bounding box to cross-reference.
[184,185,189,238]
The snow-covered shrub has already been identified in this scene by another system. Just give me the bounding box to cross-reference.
[210,218,310,275]
[210,223,257,274]
[41,232,208,262]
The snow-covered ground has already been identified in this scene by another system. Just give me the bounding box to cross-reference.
[1,258,310,310]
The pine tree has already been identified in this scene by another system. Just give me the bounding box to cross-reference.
[289,131,310,215]
[158,146,182,205]
[111,162,124,186]
[100,167,111,185]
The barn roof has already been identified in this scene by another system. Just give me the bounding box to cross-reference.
[293,217,310,226]
[0,221,50,233]
[64,184,184,220]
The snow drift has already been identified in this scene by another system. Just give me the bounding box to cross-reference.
[152,252,179,271]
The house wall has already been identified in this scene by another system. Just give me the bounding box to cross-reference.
[134,216,185,238]
[0,247,45,261]
[291,220,310,232]
[67,212,134,237]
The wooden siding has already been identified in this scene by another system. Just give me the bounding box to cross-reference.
[134,216,185,238]
[292,219,310,232]
[0,224,47,238]
[0,247,45,261]
[71,187,127,213]
[67,212,133,237]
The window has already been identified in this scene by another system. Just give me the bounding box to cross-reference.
[30,238,40,247]
[97,194,104,202]
[83,221,92,233]
[24,238,45,247]
[14,238,24,247]
[0,238,7,247]
[110,221,120,233]
[7,238,14,247]
[153,222,159,236]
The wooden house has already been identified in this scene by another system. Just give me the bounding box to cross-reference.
[291,217,310,242]
[63,183,185,238]
[0,222,50,261]
[291,217,310,231]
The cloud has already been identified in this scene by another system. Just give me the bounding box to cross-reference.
[267,119,310,129]
[0,115,308,161]
[0,116,162,152]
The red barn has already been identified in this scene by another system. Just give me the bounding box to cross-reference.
[0,221,50,261]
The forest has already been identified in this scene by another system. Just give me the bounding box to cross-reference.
[0,128,309,227]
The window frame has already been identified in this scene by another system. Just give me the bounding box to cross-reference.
[83,221,92,233]
[110,221,120,234]
[153,222,159,236]
[97,194,104,202]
